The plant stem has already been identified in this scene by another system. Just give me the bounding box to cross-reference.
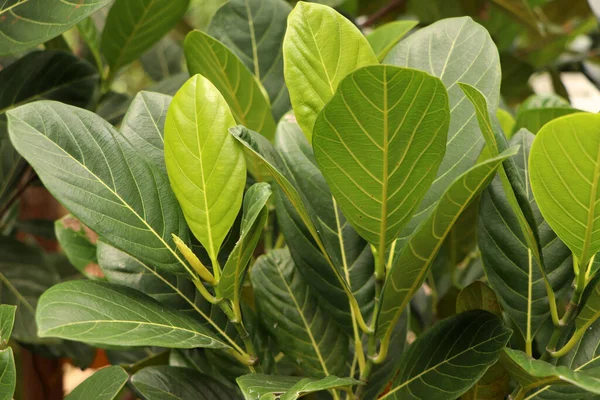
[218,300,259,367]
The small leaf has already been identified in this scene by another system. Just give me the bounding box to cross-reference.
[385,17,501,226]
[131,366,239,400]
[314,65,449,251]
[0,0,111,56]
[121,91,172,172]
[366,20,418,61]
[456,281,502,316]
[8,101,190,274]
[377,149,518,343]
[529,112,600,268]
[55,215,98,278]
[383,310,512,400]
[165,74,246,264]
[284,1,378,140]
[36,280,229,349]
[101,0,190,75]
[0,348,15,400]
[501,348,600,394]
[0,305,16,344]
[236,374,361,400]
[219,183,271,302]
[65,366,128,400]
[251,249,348,377]
[185,30,276,140]
[209,0,292,121]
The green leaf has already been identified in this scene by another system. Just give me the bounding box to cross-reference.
[0,348,15,400]
[385,17,501,226]
[7,101,190,274]
[491,0,541,30]
[185,30,276,140]
[0,237,59,343]
[382,310,512,400]
[101,0,190,76]
[219,183,270,302]
[251,249,348,377]
[462,362,510,400]
[165,74,246,264]
[456,281,502,316]
[121,91,172,172]
[77,17,103,72]
[65,366,128,400]
[131,366,239,399]
[376,149,518,344]
[141,37,184,82]
[501,348,600,395]
[274,115,375,332]
[208,0,292,121]
[478,129,573,346]
[0,118,23,212]
[366,20,418,61]
[0,0,111,56]
[0,305,15,343]
[525,319,600,399]
[55,215,98,278]
[35,280,229,349]
[284,1,378,140]
[497,109,516,138]
[529,112,600,268]
[314,65,450,252]
[0,50,99,114]
[236,374,361,400]
[514,107,578,135]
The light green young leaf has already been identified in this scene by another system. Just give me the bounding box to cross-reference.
[313,65,449,252]
[0,0,111,56]
[185,30,276,141]
[529,112,600,269]
[55,215,98,278]
[385,17,501,226]
[382,310,512,400]
[237,374,361,400]
[366,20,418,61]
[36,280,229,349]
[376,149,518,344]
[8,101,190,274]
[0,347,15,400]
[165,74,246,264]
[251,249,348,377]
[131,366,240,400]
[284,1,378,140]
[219,182,271,301]
[121,91,172,172]
[501,348,600,395]
[65,366,128,400]
[0,305,15,344]
[209,0,292,121]
[101,0,190,76]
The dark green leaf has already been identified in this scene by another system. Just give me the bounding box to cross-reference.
[0,237,58,343]
[36,280,229,349]
[131,366,239,400]
[236,374,361,400]
[65,366,128,400]
[383,311,512,400]
[0,0,111,56]
[251,249,348,377]
[456,281,502,316]
[141,37,184,82]
[101,0,190,75]
[8,101,190,274]
[462,362,510,400]
[209,0,292,121]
